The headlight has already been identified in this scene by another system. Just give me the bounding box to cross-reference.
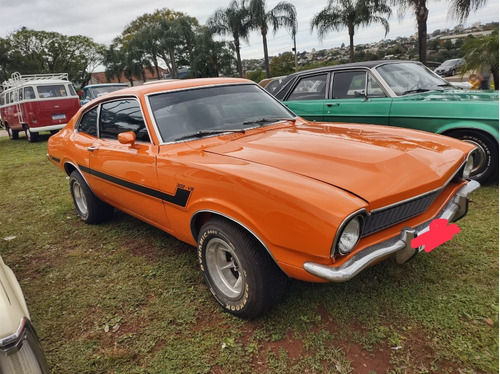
[336,215,363,255]
[462,152,475,180]
[0,318,49,374]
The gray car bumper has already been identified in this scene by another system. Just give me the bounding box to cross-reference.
[303,180,480,282]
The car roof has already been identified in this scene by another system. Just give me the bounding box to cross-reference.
[271,60,421,99]
[103,77,253,98]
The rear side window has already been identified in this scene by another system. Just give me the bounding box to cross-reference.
[24,86,36,100]
[79,107,98,137]
[99,99,150,142]
[288,74,328,101]
[332,71,366,99]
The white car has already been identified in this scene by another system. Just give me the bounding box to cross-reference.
[0,255,49,373]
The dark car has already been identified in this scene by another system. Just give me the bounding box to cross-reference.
[268,60,499,183]
[434,58,466,76]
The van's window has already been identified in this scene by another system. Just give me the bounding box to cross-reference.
[100,99,150,142]
[18,88,23,101]
[37,85,68,98]
[24,86,36,100]
[0,94,4,106]
[68,85,77,96]
[79,107,98,137]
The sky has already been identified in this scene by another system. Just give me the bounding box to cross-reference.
[0,0,498,62]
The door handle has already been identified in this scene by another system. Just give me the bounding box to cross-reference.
[326,103,340,107]
[87,146,99,151]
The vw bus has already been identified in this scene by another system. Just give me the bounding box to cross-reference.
[0,72,81,142]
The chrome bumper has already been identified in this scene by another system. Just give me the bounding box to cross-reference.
[303,180,480,282]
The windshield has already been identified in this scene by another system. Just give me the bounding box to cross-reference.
[376,62,451,96]
[148,84,295,143]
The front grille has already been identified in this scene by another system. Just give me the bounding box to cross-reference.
[362,189,441,237]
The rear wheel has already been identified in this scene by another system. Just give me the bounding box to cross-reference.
[5,125,19,140]
[69,171,114,224]
[198,217,288,319]
[24,126,39,142]
[448,130,498,183]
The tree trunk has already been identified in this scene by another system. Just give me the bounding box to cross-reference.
[415,0,429,64]
[349,26,355,62]
[234,38,243,77]
[261,26,271,78]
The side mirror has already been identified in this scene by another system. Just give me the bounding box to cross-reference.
[354,90,369,101]
[118,131,137,146]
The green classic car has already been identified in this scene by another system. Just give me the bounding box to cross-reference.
[269,60,499,183]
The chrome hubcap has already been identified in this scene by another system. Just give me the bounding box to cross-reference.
[72,181,88,216]
[205,238,244,299]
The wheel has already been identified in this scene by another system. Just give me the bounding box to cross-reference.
[198,217,288,319]
[5,125,19,140]
[69,171,114,224]
[24,126,39,142]
[449,130,498,184]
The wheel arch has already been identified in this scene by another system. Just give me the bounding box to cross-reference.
[438,122,499,144]
[190,210,282,269]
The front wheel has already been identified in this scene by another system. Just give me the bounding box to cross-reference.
[449,130,498,184]
[69,171,114,224]
[198,217,288,319]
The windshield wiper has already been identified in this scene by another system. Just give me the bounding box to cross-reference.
[242,117,296,126]
[401,88,432,95]
[173,129,245,141]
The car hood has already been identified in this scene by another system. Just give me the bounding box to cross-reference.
[400,89,499,102]
[204,122,471,209]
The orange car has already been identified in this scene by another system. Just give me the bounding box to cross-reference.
[47,78,479,318]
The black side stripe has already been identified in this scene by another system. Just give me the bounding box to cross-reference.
[48,155,61,163]
[78,165,191,208]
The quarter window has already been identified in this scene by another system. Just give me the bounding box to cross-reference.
[99,99,150,142]
[288,74,328,101]
[79,107,98,137]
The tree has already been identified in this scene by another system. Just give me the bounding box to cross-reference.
[269,52,295,76]
[103,45,125,83]
[448,0,488,23]
[461,29,499,89]
[3,29,104,87]
[191,26,235,77]
[249,0,297,78]
[311,0,391,62]
[208,0,251,77]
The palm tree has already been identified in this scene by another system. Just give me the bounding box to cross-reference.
[208,0,251,77]
[249,0,297,78]
[461,29,499,89]
[311,0,391,63]
[448,0,489,22]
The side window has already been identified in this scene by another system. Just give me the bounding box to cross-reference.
[24,86,36,100]
[367,75,386,98]
[18,88,23,101]
[332,71,366,99]
[100,99,150,142]
[79,107,98,137]
[287,74,327,101]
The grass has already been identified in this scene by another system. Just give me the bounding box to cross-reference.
[0,135,498,373]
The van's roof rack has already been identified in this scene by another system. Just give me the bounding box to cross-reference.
[2,72,69,90]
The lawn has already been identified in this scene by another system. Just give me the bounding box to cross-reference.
[0,135,498,374]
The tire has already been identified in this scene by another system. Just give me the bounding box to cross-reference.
[448,130,498,184]
[198,217,288,319]
[6,126,19,140]
[24,126,39,143]
[69,171,114,224]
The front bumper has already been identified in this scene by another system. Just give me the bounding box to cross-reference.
[303,180,480,282]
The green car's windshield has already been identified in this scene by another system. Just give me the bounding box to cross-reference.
[148,84,295,143]
[376,62,452,96]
